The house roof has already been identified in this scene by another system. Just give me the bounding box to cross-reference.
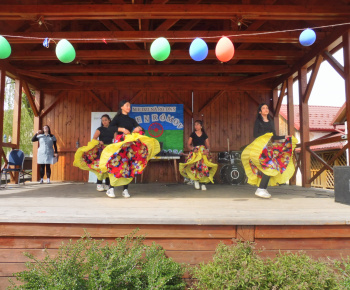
[294,133,346,152]
[332,103,346,125]
[280,104,345,132]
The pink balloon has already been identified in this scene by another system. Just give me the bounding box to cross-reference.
[215,37,235,62]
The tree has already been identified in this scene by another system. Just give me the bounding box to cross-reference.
[3,77,34,156]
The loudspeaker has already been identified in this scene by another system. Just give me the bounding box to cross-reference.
[334,166,350,206]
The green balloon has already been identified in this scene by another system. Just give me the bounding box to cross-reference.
[55,39,76,63]
[0,36,11,59]
[150,37,170,61]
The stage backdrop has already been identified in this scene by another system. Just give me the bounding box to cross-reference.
[129,104,184,154]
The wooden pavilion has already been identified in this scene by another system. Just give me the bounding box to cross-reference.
[0,1,349,186]
[0,1,350,288]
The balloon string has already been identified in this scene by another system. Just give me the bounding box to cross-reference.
[1,21,350,42]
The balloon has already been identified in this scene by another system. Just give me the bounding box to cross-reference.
[55,39,76,63]
[299,29,316,46]
[0,36,11,59]
[189,38,208,61]
[150,37,170,61]
[215,37,234,62]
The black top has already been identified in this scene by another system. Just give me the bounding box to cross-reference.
[97,126,117,145]
[253,119,285,140]
[110,113,139,135]
[190,131,208,147]
[31,134,58,153]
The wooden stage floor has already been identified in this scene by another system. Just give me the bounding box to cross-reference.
[0,182,348,225]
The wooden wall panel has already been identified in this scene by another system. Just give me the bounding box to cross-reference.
[1,224,350,289]
[35,89,270,182]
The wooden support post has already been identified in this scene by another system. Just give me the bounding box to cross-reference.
[272,88,279,134]
[287,76,296,185]
[0,70,5,165]
[344,29,350,165]
[287,77,295,136]
[12,79,22,148]
[11,79,22,183]
[32,90,42,182]
[298,67,311,187]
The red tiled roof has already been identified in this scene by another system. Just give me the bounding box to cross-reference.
[280,105,345,132]
[294,132,346,152]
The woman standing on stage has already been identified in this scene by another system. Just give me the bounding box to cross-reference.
[241,103,297,198]
[32,125,58,184]
[179,120,217,190]
[73,114,116,190]
[100,100,160,198]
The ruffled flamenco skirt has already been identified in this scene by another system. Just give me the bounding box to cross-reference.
[73,139,108,181]
[179,145,218,184]
[241,133,298,187]
[99,133,160,187]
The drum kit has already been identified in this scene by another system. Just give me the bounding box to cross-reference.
[218,150,247,185]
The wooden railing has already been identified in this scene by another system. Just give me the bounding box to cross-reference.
[303,135,348,185]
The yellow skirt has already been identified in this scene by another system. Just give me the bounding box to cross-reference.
[99,133,160,187]
[241,133,298,187]
[179,145,218,184]
[73,139,108,181]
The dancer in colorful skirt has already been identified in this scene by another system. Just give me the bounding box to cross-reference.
[242,103,298,199]
[99,100,160,198]
[179,120,218,190]
[73,114,116,191]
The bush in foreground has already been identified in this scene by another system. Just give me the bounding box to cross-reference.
[191,241,349,289]
[9,231,186,290]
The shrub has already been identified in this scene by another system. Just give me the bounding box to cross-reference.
[333,256,350,289]
[191,241,346,290]
[265,252,339,289]
[9,231,186,290]
[190,242,267,289]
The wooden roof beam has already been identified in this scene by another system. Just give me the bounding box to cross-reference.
[22,80,39,117]
[303,54,323,103]
[9,50,304,61]
[40,82,271,91]
[17,69,80,86]
[0,5,349,20]
[322,50,345,79]
[19,64,289,74]
[6,31,312,44]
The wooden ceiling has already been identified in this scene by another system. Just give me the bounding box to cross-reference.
[0,0,349,90]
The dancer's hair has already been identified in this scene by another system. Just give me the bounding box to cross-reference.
[100,114,111,126]
[193,120,207,135]
[256,103,272,122]
[42,125,53,137]
[117,100,130,116]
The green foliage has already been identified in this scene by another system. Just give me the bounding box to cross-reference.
[265,252,339,289]
[3,77,34,156]
[333,256,350,289]
[190,241,348,290]
[9,231,186,290]
[190,242,267,289]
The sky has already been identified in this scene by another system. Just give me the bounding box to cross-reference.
[282,49,345,107]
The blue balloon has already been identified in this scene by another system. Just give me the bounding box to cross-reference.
[299,29,316,46]
[189,38,208,61]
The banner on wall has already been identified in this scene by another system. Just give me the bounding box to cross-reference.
[129,104,184,154]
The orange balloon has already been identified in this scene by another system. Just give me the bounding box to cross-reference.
[215,37,235,62]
